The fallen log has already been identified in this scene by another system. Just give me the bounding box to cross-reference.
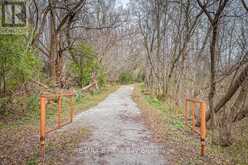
[81,82,97,92]
[31,79,54,92]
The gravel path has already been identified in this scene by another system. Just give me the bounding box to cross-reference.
[67,85,167,165]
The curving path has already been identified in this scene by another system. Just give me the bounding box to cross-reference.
[67,86,167,165]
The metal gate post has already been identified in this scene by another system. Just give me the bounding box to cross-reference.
[200,102,206,156]
[184,99,189,126]
[191,102,195,132]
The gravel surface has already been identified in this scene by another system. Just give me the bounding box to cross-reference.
[67,85,167,165]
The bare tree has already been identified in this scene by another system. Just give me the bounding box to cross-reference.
[197,0,229,128]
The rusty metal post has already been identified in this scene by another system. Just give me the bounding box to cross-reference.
[40,96,46,163]
[191,102,195,133]
[184,99,189,126]
[57,96,62,128]
[200,102,207,156]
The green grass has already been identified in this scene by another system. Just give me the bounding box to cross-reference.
[144,95,162,109]
[142,88,185,130]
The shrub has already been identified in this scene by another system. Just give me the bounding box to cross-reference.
[135,72,145,82]
[0,35,42,96]
[119,72,133,84]
[69,42,107,87]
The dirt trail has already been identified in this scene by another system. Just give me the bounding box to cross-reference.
[66,85,167,165]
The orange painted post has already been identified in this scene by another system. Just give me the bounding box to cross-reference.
[200,102,207,156]
[40,96,46,162]
[191,102,196,133]
[184,99,189,126]
[57,96,62,128]
[39,92,75,162]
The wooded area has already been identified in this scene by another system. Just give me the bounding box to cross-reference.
[0,0,248,164]
[132,0,248,146]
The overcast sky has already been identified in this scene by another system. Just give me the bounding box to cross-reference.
[117,0,129,7]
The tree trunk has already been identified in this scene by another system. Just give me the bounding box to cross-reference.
[208,23,218,128]
[55,48,64,87]
[49,33,58,82]
[231,80,248,122]
[218,107,233,146]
